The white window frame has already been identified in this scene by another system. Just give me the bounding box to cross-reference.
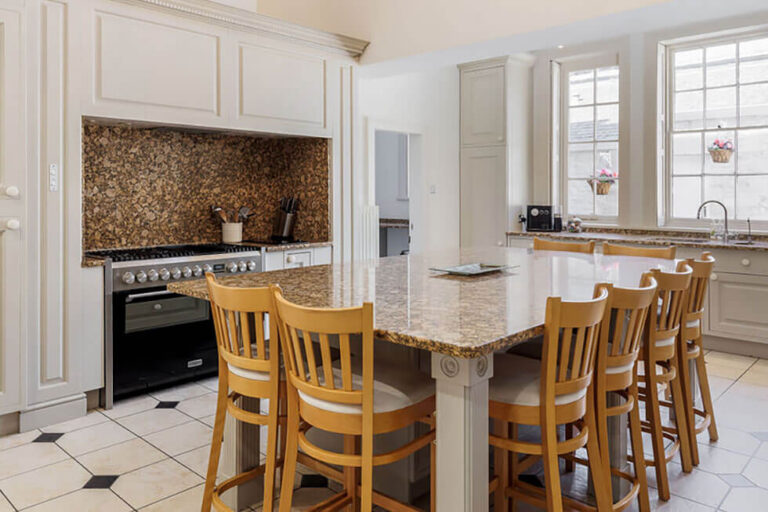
[558,53,621,223]
[663,29,768,231]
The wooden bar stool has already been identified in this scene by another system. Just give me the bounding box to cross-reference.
[202,274,285,512]
[602,242,676,260]
[592,275,657,512]
[676,252,718,467]
[533,237,595,254]
[272,287,436,512]
[489,285,612,512]
[636,263,694,502]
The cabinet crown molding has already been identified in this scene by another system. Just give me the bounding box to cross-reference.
[115,0,369,57]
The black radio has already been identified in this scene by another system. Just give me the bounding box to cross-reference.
[526,205,561,232]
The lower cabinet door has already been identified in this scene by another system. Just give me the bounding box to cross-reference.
[708,271,768,343]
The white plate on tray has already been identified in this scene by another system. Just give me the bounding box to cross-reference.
[429,263,518,276]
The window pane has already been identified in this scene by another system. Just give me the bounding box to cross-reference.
[672,176,702,218]
[706,44,736,87]
[706,86,737,129]
[737,128,768,174]
[568,180,594,215]
[737,175,768,220]
[704,130,735,174]
[569,106,594,142]
[740,37,768,58]
[595,180,618,216]
[739,83,768,127]
[674,90,704,130]
[739,56,768,84]
[596,66,619,103]
[595,141,618,176]
[568,143,594,178]
[596,104,619,141]
[703,176,735,219]
[569,70,594,106]
[672,132,702,175]
[675,49,703,91]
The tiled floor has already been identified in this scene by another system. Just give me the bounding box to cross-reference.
[1,350,768,511]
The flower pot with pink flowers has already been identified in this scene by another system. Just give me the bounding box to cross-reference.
[708,138,734,163]
[588,169,618,195]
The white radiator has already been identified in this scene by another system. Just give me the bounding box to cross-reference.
[360,205,379,260]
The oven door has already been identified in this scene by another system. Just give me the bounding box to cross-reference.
[112,286,217,399]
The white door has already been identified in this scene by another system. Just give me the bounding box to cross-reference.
[460,66,505,146]
[0,5,24,413]
[460,145,507,248]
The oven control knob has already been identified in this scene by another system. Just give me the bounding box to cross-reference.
[202,264,213,273]
[238,261,247,272]
[159,268,170,281]
[192,265,203,277]
[147,269,159,281]
[226,262,238,273]
[135,271,147,283]
[170,267,181,279]
[121,271,135,284]
[182,266,192,278]
[247,260,257,271]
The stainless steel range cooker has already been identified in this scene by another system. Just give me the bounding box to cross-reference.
[89,243,265,408]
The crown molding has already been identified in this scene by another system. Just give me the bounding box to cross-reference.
[113,0,369,58]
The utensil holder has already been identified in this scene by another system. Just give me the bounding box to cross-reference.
[222,222,243,243]
[271,211,296,242]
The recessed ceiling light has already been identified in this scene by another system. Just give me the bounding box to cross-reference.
[557,45,565,49]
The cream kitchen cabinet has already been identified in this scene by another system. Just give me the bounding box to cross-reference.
[263,245,333,271]
[708,271,768,343]
[460,64,506,146]
[0,3,24,415]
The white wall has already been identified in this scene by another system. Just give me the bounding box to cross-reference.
[360,67,460,251]
[375,131,409,220]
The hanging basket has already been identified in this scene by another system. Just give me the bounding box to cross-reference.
[589,180,613,195]
[708,148,733,163]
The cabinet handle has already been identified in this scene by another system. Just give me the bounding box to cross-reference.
[497,136,503,142]
[1,218,20,231]
[1,185,20,198]
[286,255,296,264]
[742,258,751,267]
[711,272,718,281]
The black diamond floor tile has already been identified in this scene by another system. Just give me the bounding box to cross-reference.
[33,433,63,443]
[83,475,119,489]
[155,401,179,409]
[300,474,329,488]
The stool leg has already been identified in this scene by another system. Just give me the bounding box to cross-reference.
[629,378,651,512]
[695,339,719,442]
[669,358,694,473]
[509,423,518,512]
[493,419,509,512]
[645,357,670,501]
[344,435,358,512]
[541,411,563,512]
[430,436,436,512]
[262,388,280,512]
[278,388,300,512]
[593,386,611,496]
[202,363,228,512]
[677,335,699,466]
[564,423,576,473]
[585,392,612,512]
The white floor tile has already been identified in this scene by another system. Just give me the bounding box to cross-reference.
[174,446,213,478]
[198,377,219,392]
[0,459,90,510]
[199,415,215,427]
[116,408,192,436]
[143,421,212,456]
[692,443,750,474]
[56,421,136,456]
[742,457,768,489]
[721,487,768,512]
[40,410,110,434]
[138,483,206,511]
[697,426,759,456]
[253,487,337,512]
[77,438,167,475]
[0,430,39,452]
[645,462,729,508]
[0,492,12,512]
[176,393,218,419]
[111,458,202,509]
[0,442,69,480]
[102,395,159,420]
[149,383,211,402]
[23,489,131,512]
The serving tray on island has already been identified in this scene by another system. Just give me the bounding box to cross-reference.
[429,263,517,276]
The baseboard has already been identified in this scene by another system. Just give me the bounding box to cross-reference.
[19,394,87,432]
[0,412,19,436]
[703,335,768,359]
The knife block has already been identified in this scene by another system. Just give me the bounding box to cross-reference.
[271,210,296,242]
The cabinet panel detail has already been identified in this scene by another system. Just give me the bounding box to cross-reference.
[238,43,325,126]
[460,66,505,146]
[460,146,507,248]
[96,12,220,113]
[709,272,768,343]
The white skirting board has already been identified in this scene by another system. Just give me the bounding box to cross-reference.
[18,394,87,432]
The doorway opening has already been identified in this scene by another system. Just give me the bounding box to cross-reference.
[375,130,412,257]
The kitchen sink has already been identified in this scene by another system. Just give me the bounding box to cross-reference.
[650,236,711,244]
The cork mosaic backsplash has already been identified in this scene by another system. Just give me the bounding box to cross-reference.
[82,122,330,251]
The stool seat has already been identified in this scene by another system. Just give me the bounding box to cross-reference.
[490,354,587,407]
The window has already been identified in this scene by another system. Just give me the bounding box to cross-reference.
[557,56,620,220]
[667,33,768,224]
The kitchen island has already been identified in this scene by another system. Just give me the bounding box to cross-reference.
[170,247,676,511]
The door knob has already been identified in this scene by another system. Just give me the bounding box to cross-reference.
[1,185,20,198]
[742,258,751,267]
[2,218,20,231]
[710,272,718,281]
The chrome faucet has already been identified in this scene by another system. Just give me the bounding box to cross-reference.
[696,200,729,242]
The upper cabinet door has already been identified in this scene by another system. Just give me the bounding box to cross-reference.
[461,65,505,146]
[0,5,24,414]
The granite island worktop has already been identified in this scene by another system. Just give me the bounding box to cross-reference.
[168,247,675,358]
[506,227,768,252]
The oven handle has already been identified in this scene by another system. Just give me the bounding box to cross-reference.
[125,290,176,303]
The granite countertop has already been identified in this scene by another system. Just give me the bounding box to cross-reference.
[82,256,107,268]
[169,247,675,358]
[380,218,409,229]
[507,228,768,252]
